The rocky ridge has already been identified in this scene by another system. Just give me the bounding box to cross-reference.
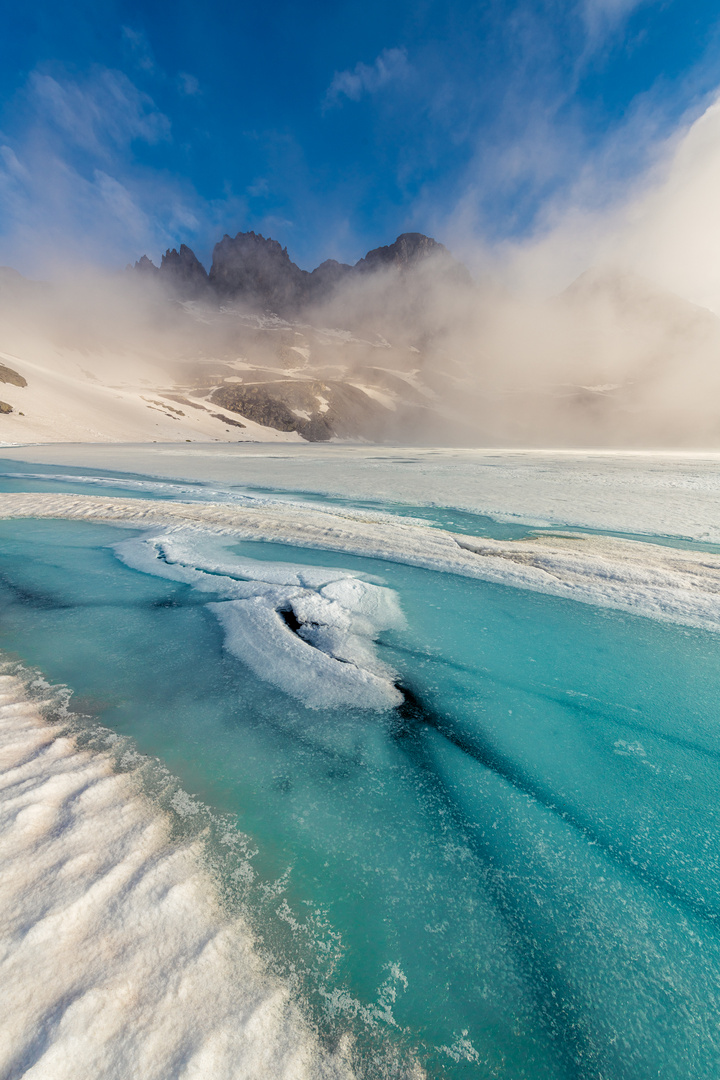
[133,231,469,312]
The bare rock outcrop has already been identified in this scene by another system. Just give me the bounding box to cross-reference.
[211,379,392,442]
[160,244,210,298]
[0,363,27,387]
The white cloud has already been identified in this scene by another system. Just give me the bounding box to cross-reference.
[324,48,410,110]
[446,88,720,316]
[608,96,720,310]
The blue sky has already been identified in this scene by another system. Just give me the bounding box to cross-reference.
[1,0,719,273]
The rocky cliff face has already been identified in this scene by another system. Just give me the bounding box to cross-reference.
[208,232,307,311]
[160,244,210,298]
[307,258,354,302]
[355,232,471,285]
[132,230,471,315]
[210,378,396,442]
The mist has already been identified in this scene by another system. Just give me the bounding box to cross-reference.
[3,90,720,448]
[301,87,720,449]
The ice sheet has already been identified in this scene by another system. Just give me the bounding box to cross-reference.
[2,445,720,542]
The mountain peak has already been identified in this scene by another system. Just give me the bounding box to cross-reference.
[132,254,159,275]
[357,232,445,269]
[130,229,472,313]
[208,231,306,310]
[160,244,209,297]
[355,233,472,286]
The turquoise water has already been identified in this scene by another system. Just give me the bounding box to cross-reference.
[1,473,720,1076]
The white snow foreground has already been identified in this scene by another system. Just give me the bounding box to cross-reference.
[114,533,405,711]
[1,491,719,632]
[0,670,356,1080]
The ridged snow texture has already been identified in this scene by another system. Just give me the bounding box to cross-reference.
[0,672,355,1080]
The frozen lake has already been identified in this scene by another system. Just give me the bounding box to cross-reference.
[1,447,719,1079]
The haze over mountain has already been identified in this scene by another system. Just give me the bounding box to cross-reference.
[2,226,720,448]
[133,231,471,312]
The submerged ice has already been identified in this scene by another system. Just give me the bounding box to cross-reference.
[114,532,405,710]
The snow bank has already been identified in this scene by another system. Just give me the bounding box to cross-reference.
[0,669,354,1080]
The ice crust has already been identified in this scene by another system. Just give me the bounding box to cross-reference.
[211,600,401,711]
[4,446,720,543]
[3,491,720,633]
[114,532,404,710]
[0,671,354,1080]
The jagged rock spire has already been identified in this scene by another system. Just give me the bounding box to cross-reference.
[160,244,209,297]
[130,230,472,313]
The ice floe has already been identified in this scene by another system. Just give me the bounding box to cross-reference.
[114,532,404,710]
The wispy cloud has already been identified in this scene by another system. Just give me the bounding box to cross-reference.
[0,67,199,273]
[177,72,201,97]
[579,0,658,50]
[121,26,157,74]
[28,69,170,157]
[324,48,410,110]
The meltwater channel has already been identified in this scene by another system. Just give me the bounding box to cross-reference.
[1,461,720,1079]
